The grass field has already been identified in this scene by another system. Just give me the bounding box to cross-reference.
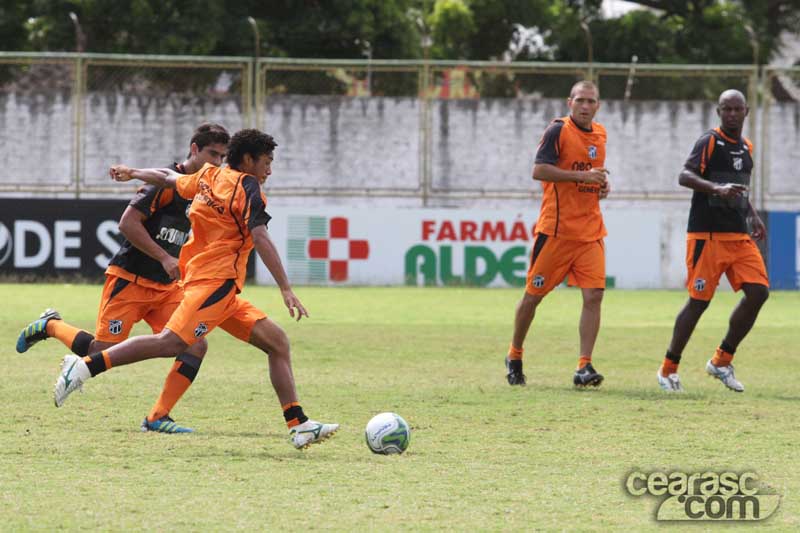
[1,284,798,530]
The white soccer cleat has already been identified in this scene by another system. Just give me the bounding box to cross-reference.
[657,370,684,392]
[705,360,744,392]
[54,354,91,407]
[290,420,339,449]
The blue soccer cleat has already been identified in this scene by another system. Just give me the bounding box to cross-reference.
[16,308,62,353]
[141,415,194,434]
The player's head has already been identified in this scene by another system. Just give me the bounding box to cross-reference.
[717,89,748,134]
[567,80,600,129]
[227,129,277,184]
[187,122,230,170]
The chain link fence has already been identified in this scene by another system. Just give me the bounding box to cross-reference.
[0,53,796,207]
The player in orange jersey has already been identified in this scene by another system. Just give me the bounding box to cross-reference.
[18,123,229,433]
[506,80,610,388]
[53,129,337,449]
[657,89,768,393]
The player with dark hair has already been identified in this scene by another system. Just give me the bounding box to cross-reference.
[17,122,230,433]
[657,89,768,393]
[505,80,610,387]
[53,128,338,449]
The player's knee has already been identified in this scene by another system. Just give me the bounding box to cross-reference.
[688,298,710,313]
[187,337,208,359]
[520,292,543,310]
[156,330,188,356]
[250,319,290,357]
[583,289,604,308]
[745,284,769,306]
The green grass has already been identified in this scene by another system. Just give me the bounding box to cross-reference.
[1,284,798,530]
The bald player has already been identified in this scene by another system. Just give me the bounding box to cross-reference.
[505,80,610,388]
[657,89,769,393]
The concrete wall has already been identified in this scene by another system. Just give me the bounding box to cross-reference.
[1,91,797,206]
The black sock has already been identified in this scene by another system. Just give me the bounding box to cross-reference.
[84,353,108,377]
[175,353,202,382]
[283,404,309,426]
[71,331,95,357]
[665,350,681,364]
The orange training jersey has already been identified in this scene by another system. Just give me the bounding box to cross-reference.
[175,163,271,291]
[533,116,607,241]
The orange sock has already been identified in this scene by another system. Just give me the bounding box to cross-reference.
[577,355,591,369]
[711,347,734,367]
[508,344,523,361]
[147,354,202,422]
[46,320,83,350]
[661,359,679,377]
[147,361,192,422]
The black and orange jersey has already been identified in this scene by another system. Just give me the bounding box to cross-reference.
[106,162,191,287]
[175,163,270,291]
[533,116,607,241]
[684,127,753,236]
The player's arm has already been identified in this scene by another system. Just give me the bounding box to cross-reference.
[533,164,608,185]
[110,165,182,189]
[118,207,180,279]
[678,167,747,198]
[251,225,308,321]
[746,200,766,241]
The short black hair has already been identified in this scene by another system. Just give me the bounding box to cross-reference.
[190,122,230,152]
[227,129,277,169]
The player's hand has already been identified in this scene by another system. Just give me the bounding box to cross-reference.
[160,256,180,280]
[281,288,309,321]
[583,167,609,186]
[110,165,134,182]
[749,214,767,241]
[714,183,748,199]
[599,179,611,199]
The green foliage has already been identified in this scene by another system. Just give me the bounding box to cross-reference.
[3,0,799,68]
[2,284,799,529]
[427,0,476,59]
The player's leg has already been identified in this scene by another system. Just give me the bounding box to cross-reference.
[142,338,207,433]
[15,275,131,354]
[658,239,719,391]
[54,328,189,407]
[16,308,96,355]
[570,240,606,387]
[507,234,570,386]
[219,299,338,449]
[706,240,770,392]
[142,288,208,433]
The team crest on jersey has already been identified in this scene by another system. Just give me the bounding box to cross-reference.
[194,322,208,338]
[532,274,545,288]
[694,278,706,292]
[109,320,123,335]
[588,145,597,159]
[733,157,743,170]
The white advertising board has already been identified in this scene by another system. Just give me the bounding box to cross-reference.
[256,207,684,289]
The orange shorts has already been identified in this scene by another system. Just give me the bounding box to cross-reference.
[164,279,267,345]
[686,238,769,301]
[525,234,606,296]
[95,275,184,342]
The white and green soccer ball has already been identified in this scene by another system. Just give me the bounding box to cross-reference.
[365,412,410,455]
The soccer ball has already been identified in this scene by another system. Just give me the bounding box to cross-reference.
[365,412,410,455]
